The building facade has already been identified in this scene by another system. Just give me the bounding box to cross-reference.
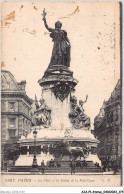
[94,80,121,169]
[1,70,33,143]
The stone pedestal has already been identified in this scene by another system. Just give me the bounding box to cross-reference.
[43,89,72,130]
[38,66,78,131]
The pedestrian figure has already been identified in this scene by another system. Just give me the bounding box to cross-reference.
[102,165,106,172]
[70,159,75,174]
[41,160,45,174]
[113,164,118,175]
[4,162,7,172]
[49,159,55,167]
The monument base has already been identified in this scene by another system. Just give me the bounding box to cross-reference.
[17,126,101,169]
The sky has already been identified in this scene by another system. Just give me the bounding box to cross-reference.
[1,1,120,128]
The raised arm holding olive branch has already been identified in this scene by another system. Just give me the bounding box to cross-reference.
[42,8,53,32]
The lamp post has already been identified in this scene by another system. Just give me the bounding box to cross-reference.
[32,128,39,172]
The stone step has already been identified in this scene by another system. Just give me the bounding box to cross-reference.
[8,166,102,173]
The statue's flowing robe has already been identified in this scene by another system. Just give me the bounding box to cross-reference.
[49,29,70,67]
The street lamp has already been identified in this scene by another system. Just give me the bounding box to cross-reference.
[32,128,39,172]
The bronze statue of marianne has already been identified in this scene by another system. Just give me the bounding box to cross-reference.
[42,8,71,67]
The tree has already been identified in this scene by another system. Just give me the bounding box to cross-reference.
[1,137,20,171]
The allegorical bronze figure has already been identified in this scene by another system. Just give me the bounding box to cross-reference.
[42,8,71,67]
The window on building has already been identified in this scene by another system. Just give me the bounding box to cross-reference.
[107,135,111,143]
[22,103,25,113]
[26,120,27,130]
[9,102,15,112]
[1,101,6,111]
[106,112,110,123]
[19,101,22,112]
[23,118,25,128]
[9,118,16,128]
[25,105,27,115]
[115,114,118,121]
[8,129,16,138]
[107,146,111,154]
[29,109,31,117]
[27,108,29,116]
[110,111,113,122]
[25,106,28,116]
